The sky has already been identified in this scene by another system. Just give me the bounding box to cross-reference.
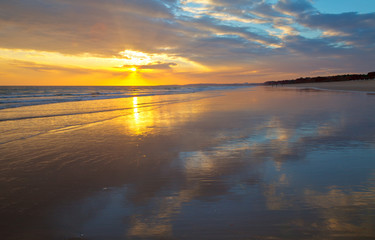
[0,0,374,86]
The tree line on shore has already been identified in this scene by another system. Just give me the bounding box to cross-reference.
[264,71,375,85]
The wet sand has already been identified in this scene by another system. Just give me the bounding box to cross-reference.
[1,87,375,239]
[280,79,375,92]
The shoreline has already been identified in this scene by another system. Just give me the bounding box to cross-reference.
[1,87,375,239]
[272,79,375,93]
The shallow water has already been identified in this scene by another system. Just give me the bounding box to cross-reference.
[0,85,249,109]
[0,87,374,239]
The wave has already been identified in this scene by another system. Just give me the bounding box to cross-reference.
[0,85,254,110]
[0,95,214,145]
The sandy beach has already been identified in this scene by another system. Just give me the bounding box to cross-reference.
[2,0,375,238]
[280,79,375,92]
[1,86,375,239]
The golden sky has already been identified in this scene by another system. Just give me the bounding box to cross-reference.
[0,0,374,85]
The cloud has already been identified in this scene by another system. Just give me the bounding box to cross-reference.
[0,0,374,84]
[0,0,182,56]
[123,62,177,70]
[0,58,128,76]
[299,12,375,48]
[139,62,177,70]
[275,0,316,16]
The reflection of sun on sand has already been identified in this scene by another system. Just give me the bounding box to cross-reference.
[121,95,209,136]
[282,79,375,93]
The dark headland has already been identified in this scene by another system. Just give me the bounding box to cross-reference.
[263,71,375,92]
[264,71,375,85]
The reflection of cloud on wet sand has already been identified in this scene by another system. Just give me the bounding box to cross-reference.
[304,184,375,237]
[127,187,201,238]
[120,89,375,238]
[259,171,375,237]
[126,111,363,237]
[33,88,375,239]
[128,217,172,238]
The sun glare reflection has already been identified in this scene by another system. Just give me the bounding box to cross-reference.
[133,97,139,121]
[133,97,138,109]
[130,96,154,136]
[116,95,208,137]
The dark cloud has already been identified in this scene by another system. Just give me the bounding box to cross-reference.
[275,0,316,16]
[123,62,177,70]
[191,15,281,45]
[139,62,177,70]
[251,2,286,18]
[299,12,375,48]
[0,0,182,56]
[8,59,130,76]
[213,0,262,6]
[283,35,346,55]
[0,0,374,81]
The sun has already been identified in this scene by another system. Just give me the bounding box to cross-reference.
[130,67,137,72]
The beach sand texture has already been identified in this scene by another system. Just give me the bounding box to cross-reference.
[1,87,375,239]
[281,79,375,92]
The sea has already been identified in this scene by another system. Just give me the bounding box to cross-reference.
[0,85,254,110]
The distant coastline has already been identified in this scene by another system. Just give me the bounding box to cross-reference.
[264,71,375,86]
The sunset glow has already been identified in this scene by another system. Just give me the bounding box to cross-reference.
[1,1,375,238]
[0,0,374,85]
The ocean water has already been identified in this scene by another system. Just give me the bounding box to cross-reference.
[0,86,375,239]
[0,85,252,110]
